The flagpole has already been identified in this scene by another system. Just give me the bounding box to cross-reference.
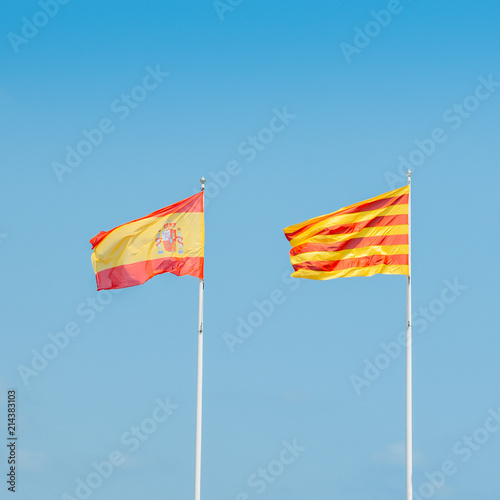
[195,176,205,500]
[406,169,412,500]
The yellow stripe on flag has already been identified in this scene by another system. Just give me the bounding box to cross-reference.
[91,212,204,273]
[290,244,409,266]
[292,264,409,280]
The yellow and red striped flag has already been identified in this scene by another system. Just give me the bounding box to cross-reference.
[283,185,409,280]
[90,192,204,290]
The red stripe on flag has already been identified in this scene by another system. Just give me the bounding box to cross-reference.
[289,234,408,256]
[95,256,204,290]
[337,194,408,216]
[314,214,408,239]
[284,195,408,242]
[293,253,408,273]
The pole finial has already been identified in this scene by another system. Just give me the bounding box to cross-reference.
[200,176,206,191]
[406,169,412,177]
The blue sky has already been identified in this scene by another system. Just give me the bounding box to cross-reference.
[1,1,499,499]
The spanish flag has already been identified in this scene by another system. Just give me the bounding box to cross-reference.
[284,185,409,280]
[90,192,204,290]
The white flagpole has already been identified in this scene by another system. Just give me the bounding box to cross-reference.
[195,176,205,500]
[406,170,413,500]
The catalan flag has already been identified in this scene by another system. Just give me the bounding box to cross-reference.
[90,192,204,290]
[284,185,409,280]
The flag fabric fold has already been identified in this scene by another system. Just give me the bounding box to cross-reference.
[283,185,409,280]
[90,192,204,290]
